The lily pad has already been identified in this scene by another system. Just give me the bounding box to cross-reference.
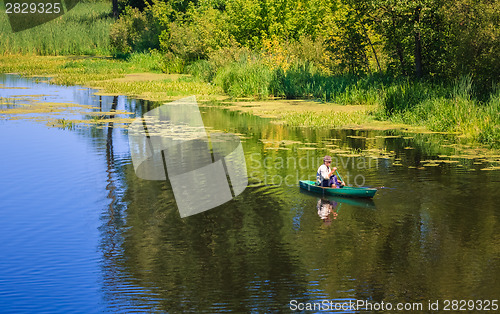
[481,166,500,171]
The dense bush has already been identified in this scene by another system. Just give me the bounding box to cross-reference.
[90,0,500,144]
[109,6,160,55]
[157,6,236,62]
[113,0,497,97]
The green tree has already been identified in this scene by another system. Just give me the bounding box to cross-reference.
[225,0,264,47]
[325,2,371,75]
[443,0,500,94]
[366,0,448,78]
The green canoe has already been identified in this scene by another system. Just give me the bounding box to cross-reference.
[299,180,377,198]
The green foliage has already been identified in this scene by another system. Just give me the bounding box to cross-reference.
[444,0,500,96]
[387,77,500,146]
[156,4,235,62]
[275,61,387,105]
[159,52,186,73]
[207,45,252,70]
[126,51,164,72]
[383,81,435,114]
[133,0,496,99]
[185,60,214,81]
[287,35,333,73]
[326,3,371,75]
[2,0,497,144]
[479,89,500,145]
[213,54,276,98]
[109,6,160,55]
[225,0,263,47]
[274,61,318,99]
[224,0,333,47]
[209,54,386,105]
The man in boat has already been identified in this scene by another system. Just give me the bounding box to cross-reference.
[316,155,346,188]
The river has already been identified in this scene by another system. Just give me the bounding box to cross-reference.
[1,73,499,312]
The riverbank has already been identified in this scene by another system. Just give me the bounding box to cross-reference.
[1,55,498,148]
[0,54,414,130]
[221,99,418,131]
[0,54,223,101]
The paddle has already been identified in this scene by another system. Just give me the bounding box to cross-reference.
[336,202,342,213]
[335,169,344,185]
[360,186,393,190]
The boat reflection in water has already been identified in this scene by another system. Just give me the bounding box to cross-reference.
[300,190,376,225]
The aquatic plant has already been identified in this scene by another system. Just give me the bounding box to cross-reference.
[57,118,74,130]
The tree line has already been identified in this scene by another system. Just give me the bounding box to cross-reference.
[110,0,498,95]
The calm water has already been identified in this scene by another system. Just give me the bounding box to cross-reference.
[1,74,500,312]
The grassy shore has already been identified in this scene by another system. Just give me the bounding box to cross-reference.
[0,1,113,55]
[2,54,499,148]
[0,54,223,101]
[190,55,499,146]
[382,78,500,145]
[0,54,378,126]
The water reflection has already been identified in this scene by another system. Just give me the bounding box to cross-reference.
[317,198,339,224]
[313,194,377,226]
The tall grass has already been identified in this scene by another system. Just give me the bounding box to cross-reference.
[0,1,113,55]
[275,63,386,105]
[210,56,386,104]
[213,55,277,98]
[278,62,389,105]
[125,52,163,73]
[387,77,500,146]
[382,81,447,114]
[185,59,213,81]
